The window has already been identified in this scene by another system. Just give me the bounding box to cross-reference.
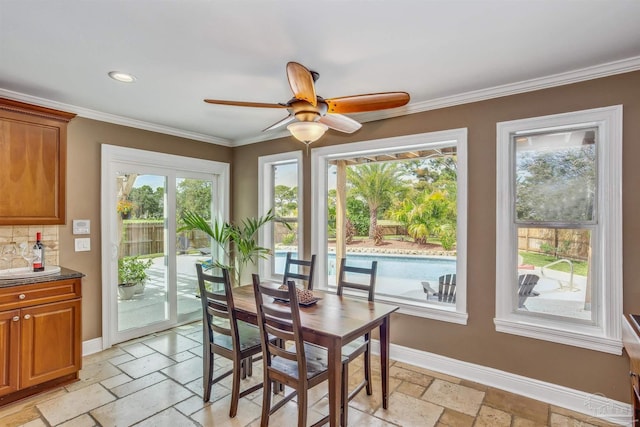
[311,129,468,324]
[496,106,622,354]
[258,151,303,281]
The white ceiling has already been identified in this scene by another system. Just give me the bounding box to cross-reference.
[1,0,640,147]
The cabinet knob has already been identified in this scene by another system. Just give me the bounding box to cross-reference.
[18,294,26,300]
[630,371,638,378]
[23,314,31,320]
[12,316,19,322]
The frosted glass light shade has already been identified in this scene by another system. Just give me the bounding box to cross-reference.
[287,121,328,144]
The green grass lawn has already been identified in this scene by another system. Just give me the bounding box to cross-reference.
[519,251,588,276]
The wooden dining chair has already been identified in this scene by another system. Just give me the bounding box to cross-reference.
[196,264,264,417]
[336,257,378,427]
[282,251,317,290]
[252,274,336,427]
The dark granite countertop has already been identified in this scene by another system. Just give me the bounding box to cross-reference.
[0,267,84,288]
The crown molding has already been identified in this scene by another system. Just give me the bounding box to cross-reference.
[0,88,232,146]
[358,55,640,124]
[3,56,639,148]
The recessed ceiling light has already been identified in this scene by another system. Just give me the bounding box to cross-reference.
[108,71,136,83]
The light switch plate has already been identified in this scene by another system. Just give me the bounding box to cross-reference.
[73,219,90,235]
[74,238,91,252]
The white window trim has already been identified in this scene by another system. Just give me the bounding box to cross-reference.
[495,105,623,354]
[258,151,304,282]
[311,129,468,324]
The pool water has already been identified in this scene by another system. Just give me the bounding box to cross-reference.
[275,251,457,301]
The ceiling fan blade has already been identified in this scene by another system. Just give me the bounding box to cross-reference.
[286,62,317,106]
[319,114,362,134]
[204,99,287,109]
[325,92,410,114]
[262,114,296,132]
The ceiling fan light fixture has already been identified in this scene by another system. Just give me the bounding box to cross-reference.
[287,121,328,144]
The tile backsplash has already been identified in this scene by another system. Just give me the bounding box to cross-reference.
[0,225,59,269]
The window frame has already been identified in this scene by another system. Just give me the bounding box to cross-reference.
[258,151,304,282]
[495,105,623,354]
[311,129,468,324]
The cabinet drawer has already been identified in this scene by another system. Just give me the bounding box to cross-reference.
[0,279,81,310]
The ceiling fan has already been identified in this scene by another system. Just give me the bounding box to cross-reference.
[204,62,410,148]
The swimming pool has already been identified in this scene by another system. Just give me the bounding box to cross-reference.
[275,251,457,301]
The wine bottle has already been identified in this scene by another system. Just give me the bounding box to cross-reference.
[32,232,45,272]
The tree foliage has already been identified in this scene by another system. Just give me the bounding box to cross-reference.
[177,179,212,220]
[128,185,163,219]
[346,163,403,238]
[274,185,298,217]
[388,190,456,245]
[516,146,595,222]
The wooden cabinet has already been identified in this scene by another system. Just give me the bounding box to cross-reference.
[0,278,82,405]
[0,98,76,225]
[0,309,20,396]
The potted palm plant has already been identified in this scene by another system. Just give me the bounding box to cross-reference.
[179,209,287,286]
[118,256,153,299]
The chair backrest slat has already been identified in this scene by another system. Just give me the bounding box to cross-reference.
[283,252,317,290]
[336,258,378,302]
[438,273,457,303]
[253,275,308,375]
[196,264,239,347]
[518,273,540,308]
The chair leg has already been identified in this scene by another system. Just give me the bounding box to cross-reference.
[364,335,372,395]
[247,355,253,377]
[241,358,247,379]
[341,362,348,427]
[229,357,241,417]
[297,385,307,427]
[261,373,272,427]
[202,350,214,402]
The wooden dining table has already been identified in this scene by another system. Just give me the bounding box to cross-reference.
[231,282,399,427]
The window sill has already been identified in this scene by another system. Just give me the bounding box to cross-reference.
[494,317,622,355]
[388,298,468,324]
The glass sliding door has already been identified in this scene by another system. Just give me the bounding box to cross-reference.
[116,173,169,333]
[101,145,229,347]
[175,176,215,321]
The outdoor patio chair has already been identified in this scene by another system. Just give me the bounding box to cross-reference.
[252,275,341,427]
[336,257,378,426]
[518,273,540,309]
[283,251,317,290]
[196,264,265,417]
[422,273,456,303]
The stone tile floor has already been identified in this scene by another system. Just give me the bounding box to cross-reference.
[0,321,621,426]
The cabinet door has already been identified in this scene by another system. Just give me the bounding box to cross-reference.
[0,98,75,225]
[20,299,81,388]
[0,309,20,396]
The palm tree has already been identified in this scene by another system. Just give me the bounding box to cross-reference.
[346,163,402,239]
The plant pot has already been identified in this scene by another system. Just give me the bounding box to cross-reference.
[118,283,136,300]
[134,282,145,295]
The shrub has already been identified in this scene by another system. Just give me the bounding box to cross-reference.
[281,232,296,245]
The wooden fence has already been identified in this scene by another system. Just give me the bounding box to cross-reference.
[120,222,210,257]
[518,228,590,261]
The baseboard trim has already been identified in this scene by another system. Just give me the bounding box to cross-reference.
[82,337,103,356]
[371,340,631,426]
